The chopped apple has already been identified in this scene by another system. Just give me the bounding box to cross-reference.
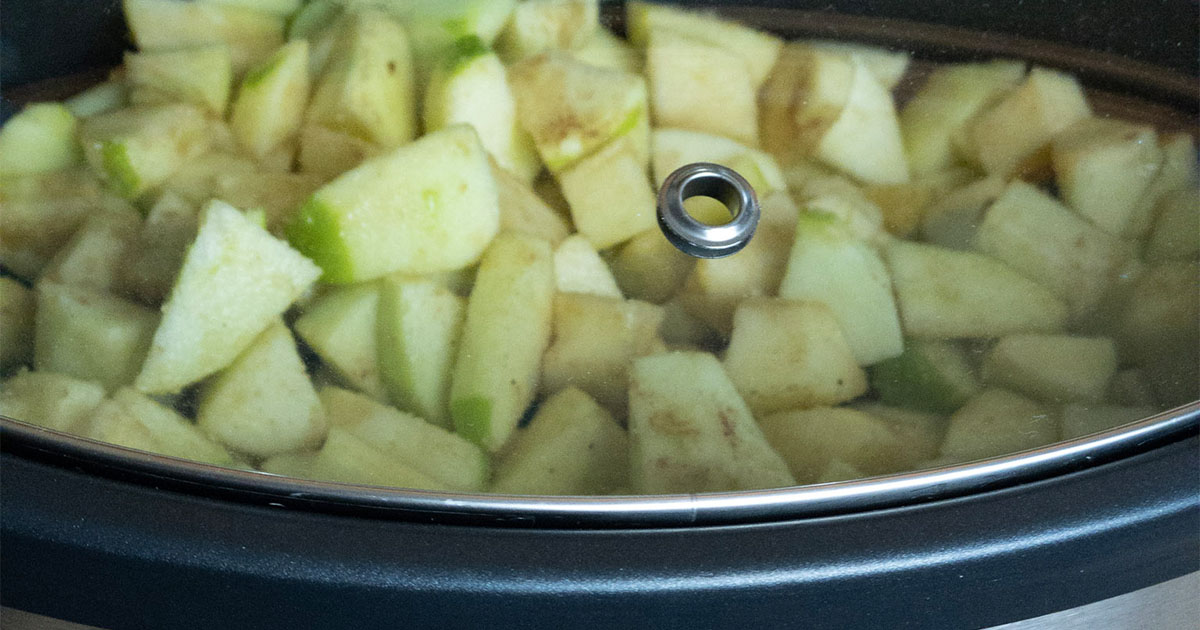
[1051,117,1162,235]
[981,334,1117,403]
[675,223,792,336]
[495,0,599,62]
[114,192,198,305]
[553,234,622,298]
[962,67,1091,176]
[41,209,141,292]
[1060,404,1157,440]
[885,239,1068,338]
[85,387,238,467]
[376,277,466,429]
[628,351,795,494]
[815,56,909,184]
[0,278,35,371]
[862,168,975,238]
[449,233,554,451]
[806,40,911,90]
[293,283,388,401]
[0,169,110,280]
[607,228,695,304]
[123,0,284,73]
[1126,133,1198,238]
[297,124,381,180]
[287,124,500,282]
[759,406,929,484]
[35,282,158,391]
[793,173,885,241]
[491,387,627,495]
[919,174,1008,250]
[197,322,326,458]
[508,52,648,172]
[1116,261,1199,367]
[870,339,980,415]
[0,103,81,176]
[136,200,320,394]
[155,151,256,205]
[625,1,781,89]
[975,181,1128,318]
[289,426,444,489]
[492,160,571,246]
[778,211,903,365]
[0,370,106,433]
[570,28,642,74]
[211,170,323,233]
[940,389,1057,462]
[759,45,854,162]
[78,104,211,200]
[383,0,516,82]
[321,386,489,491]
[1144,187,1200,262]
[556,134,657,249]
[424,36,540,182]
[65,80,128,119]
[306,10,416,148]
[723,298,867,416]
[541,293,666,416]
[126,45,233,116]
[645,29,758,146]
[230,40,310,159]
[899,60,1025,176]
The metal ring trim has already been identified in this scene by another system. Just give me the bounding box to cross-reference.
[657,162,761,259]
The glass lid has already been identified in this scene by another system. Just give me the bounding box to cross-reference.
[0,0,1196,524]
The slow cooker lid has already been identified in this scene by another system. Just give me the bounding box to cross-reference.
[0,0,1197,525]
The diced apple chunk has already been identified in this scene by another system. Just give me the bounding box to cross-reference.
[675,223,792,336]
[1144,187,1200,262]
[885,239,1068,338]
[814,57,909,184]
[553,234,622,297]
[723,299,866,415]
[496,0,599,62]
[450,233,554,451]
[376,277,466,429]
[296,426,444,489]
[899,60,1025,176]
[628,351,795,493]
[0,278,35,371]
[1060,404,1157,440]
[78,104,211,199]
[962,67,1091,176]
[645,29,758,146]
[556,134,657,249]
[126,45,233,116]
[975,181,1129,318]
[0,103,81,176]
[1051,117,1162,235]
[41,209,141,292]
[321,386,488,492]
[508,52,648,172]
[424,37,541,182]
[230,40,310,159]
[287,125,500,282]
[625,1,781,89]
[608,228,695,304]
[293,283,387,401]
[35,282,158,391]
[136,200,320,394]
[542,293,666,415]
[492,160,571,245]
[305,11,415,148]
[981,334,1117,403]
[939,389,1057,462]
[123,0,284,73]
[197,322,326,458]
[85,388,237,467]
[0,370,106,433]
[1127,133,1198,238]
[870,339,979,414]
[758,407,928,484]
[491,387,627,495]
[778,212,903,365]
[0,169,108,280]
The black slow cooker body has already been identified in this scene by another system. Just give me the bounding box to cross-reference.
[2,1,1198,628]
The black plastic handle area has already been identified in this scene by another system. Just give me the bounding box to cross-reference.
[2,436,1196,630]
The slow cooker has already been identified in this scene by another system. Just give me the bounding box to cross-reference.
[1,1,1197,628]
